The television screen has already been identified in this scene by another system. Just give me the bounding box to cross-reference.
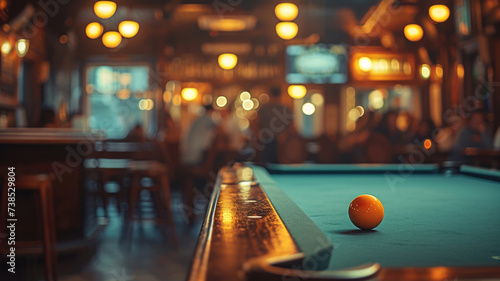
[286,44,348,84]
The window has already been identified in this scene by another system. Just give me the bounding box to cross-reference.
[86,65,156,139]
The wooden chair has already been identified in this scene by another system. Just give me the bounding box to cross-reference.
[126,141,178,248]
[181,130,228,224]
[1,174,58,281]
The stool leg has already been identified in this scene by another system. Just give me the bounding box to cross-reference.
[40,184,57,281]
[100,174,109,218]
[129,174,140,221]
[1,183,8,247]
[46,183,58,280]
[182,177,195,224]
[160,174,178,249]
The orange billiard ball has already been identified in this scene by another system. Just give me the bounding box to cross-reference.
[348,194,384,230]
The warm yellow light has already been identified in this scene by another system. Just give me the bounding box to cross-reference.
[424,139,432,150]
[119,21,139,38]
[181,88,198,101]
[259,93,270,104]
[429,5,450,23]
[251,98,259,109]
[369,90,384,110]
[86,22,103,39]
[457,64,464,79]
[209,19,247,31]
[1,41,11,55]
[302,102,315,115]
[356,105,365,117]
[436,64,443,78]
[275,3,298,21]
[242,99,254,111]
[346,121,356,132]
[348,108,360,121]
[311,93,324,105]
[358,57,373,72]
[239,118,250,130]
[94,1,117,19]
[420,64,431,79]
[172,95,181,106]
[276,22,298,40]
[404,24,423,42]
[102,31,122,48]
[287,85,306,99]
[218,53,238,70]
[216,96,227,107]
[138,99,154,110]
[16,39,29,57]
[240,91,251,101]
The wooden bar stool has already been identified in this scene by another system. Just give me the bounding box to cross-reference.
[1,174,58,281]
[127,161,177,249]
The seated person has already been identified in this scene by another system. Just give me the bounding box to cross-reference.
[449,111,493,163]
[494,126,500,150]
[124,124,147,142]
[181,105,217,167]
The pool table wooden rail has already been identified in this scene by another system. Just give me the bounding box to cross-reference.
[188,163,500,281]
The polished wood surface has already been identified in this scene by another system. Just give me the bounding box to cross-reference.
[190,164,500,281]
[0,130,103,242]
[0,128,104,144]
[188,165,298,281]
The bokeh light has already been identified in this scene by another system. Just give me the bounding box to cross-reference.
[216,96,227,107]
[429,5,450,23]
[240,91,251,101]
[404,24,423,42]
[102,31,122,48]
[420,64,431,79]
[181,88,198,101]
[358,57,372,72]
[86,22,103,39]
[218,53,238,70]
[119,21,140,38]
[94,1,117,19]
[242,99,254,110]
[275,3,298,21]
[302,102,315,115]
[276,22,298,40]
[288,85,306,99]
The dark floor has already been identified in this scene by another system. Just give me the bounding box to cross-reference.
[0,189,202,281]
[58,191,202,281]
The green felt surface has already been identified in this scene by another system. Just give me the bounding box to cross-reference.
[270,172,500,270]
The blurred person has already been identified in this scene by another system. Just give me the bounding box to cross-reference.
[220,103,248,150]
[182,104,218,166]
[219,104,251,159]
[277,125,307,164]
[396,111,415,144]
[414,119,437,142]
[156,112,182,170]
[434,112,463,153]
[449,111,493,163]
[339,111,375,162]
[158,112,181,143]
[494,126,500,149]
[38,108,59,128]
[124,124,147,142]
[374,110,404,146]
[253,88,292,163]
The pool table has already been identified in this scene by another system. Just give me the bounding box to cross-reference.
[188,163,500,281]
